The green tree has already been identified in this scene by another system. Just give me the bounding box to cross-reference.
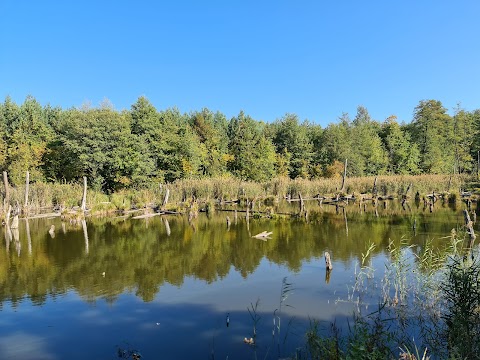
[271,114,313,179]
[189,109,230,176]
[452,105,476,174]
[7,96,53,184]
[54,107,154,191]
[381,116,420,174]
[409,100,454,174]
[130,97,202,182]
[351,106,387,176]
[227,111,276,181]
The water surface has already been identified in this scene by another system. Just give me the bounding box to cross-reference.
[0,200,470,359]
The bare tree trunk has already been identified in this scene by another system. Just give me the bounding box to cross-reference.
[24,171,30,215]
[299,192,305,214]
[81,176,87,211]
[341,159,347,192]
[3,171,9,209]
[162,188,170,209]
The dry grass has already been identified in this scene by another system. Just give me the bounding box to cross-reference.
[0,174,472,216]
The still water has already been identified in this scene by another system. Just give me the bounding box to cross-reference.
[0,201,469,359]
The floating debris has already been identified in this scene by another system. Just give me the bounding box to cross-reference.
[243,337,254,345]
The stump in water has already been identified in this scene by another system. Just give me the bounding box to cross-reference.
[464,210,476,248]
[324,251,333,271]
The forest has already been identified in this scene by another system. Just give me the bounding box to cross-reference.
[1,96,479,192]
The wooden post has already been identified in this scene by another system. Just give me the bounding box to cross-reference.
[341,159,347,192]
[81,176,87,211]
[3,171,9,208]
[24,170,30,214]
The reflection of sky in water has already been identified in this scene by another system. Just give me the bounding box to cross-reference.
[0,256,379,359]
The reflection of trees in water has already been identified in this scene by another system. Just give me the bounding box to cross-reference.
[0,205,464,305]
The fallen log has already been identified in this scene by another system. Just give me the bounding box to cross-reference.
[253,231,272,240]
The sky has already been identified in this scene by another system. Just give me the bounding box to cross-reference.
[1,0,479,127]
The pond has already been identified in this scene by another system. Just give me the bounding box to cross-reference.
[0,200,471,359]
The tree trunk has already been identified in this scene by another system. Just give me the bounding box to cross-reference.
[81,176,87,211]
[3,171,9,209]
[341,159,347,192]
[24,171,30,215]
[162,188,170,209]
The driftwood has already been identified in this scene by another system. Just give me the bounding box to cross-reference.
[253,231,272,240]
[28,212,61,219]
[132,213,163,219]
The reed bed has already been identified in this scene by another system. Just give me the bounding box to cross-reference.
[0,174,473,216]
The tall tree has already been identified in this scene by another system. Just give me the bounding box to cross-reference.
[227,111,276,181]
[409,100,454,174]
[381,116,420,174]
[7,96,53,184]
[189,109,230,176]
[271,114,313,179]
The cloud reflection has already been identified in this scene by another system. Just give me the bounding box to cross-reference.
[0,332,56,360]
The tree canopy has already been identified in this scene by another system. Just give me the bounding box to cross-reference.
[1,96,478,191]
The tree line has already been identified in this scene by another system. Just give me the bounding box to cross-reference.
[0,96,479,192]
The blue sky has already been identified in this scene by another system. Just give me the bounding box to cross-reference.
[1,1,479,126]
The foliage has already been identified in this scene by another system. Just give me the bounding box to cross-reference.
[0,96,479,193]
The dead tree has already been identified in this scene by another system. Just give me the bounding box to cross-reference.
[341,159,347,192]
